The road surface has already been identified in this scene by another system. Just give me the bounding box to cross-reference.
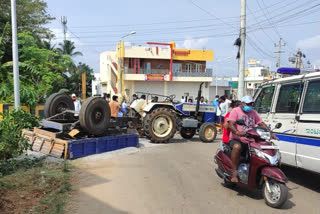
[68,136,320,214]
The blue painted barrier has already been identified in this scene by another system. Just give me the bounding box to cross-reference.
[68,134,139,159]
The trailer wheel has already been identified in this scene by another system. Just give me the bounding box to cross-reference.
[180,127,196,139]
[144,107,176,143]
[79,97,110,136]
[44,93,74,118]
[199,122,217,143]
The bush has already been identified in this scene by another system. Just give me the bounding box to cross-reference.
[0,109,39,160]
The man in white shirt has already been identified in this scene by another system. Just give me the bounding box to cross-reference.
[72,93,81,117]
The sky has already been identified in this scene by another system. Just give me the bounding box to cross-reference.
[45,0,320,76]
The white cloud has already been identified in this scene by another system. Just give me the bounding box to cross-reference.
[296,35,320,49]
[179,37,209,49]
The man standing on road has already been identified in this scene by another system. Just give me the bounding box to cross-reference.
[227,96,278,183]
[72,93,81,117]
[109,95,125,118]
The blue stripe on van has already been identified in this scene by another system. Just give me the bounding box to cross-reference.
[275,134,320,147]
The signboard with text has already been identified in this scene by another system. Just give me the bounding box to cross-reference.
[145,74,165,81]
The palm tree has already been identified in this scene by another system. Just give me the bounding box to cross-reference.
[40,40,56,51]
[56,40,83,74]
[56,40,83,57]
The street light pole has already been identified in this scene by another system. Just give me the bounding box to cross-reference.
[11,0,20,108]
[118,31,136,99]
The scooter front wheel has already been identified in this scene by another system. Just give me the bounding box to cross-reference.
[263,180,288,208]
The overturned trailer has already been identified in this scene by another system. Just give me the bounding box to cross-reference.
[23,93,139,159]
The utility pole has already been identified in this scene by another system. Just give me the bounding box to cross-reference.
[295,49,305,68]
[11,0,20,108]
[61,16,67,41]
[274,38,286,68]
[237,0,246,99]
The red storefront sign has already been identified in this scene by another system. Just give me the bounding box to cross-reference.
[145,74,165,81]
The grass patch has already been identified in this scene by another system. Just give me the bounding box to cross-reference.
[0,159,71,214]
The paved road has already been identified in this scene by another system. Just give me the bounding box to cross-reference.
[69,136,320,214]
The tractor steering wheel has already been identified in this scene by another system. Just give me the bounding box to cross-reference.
[165,94,176,102]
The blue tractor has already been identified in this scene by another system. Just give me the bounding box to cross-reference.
[140,82,218,143]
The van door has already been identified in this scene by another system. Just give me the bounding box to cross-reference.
[253,85,276,124]
[270,82,303,167]
[296,79,320,173]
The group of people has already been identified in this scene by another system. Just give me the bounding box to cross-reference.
[102,93,147,118]
[181,96,207,104]
[212,95,232,125]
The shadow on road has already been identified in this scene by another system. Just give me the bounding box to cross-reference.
[281,165,320,193]
[68,164,130,214]
[222,183,296,210]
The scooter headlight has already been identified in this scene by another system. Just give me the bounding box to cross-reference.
[256,129,271,141]
[253,149,280,165]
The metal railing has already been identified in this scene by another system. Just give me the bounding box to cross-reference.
[173,69,212,77]
[125,68,169,75]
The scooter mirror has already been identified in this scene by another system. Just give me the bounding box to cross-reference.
[275,123,282,129]
[236,119,246,126]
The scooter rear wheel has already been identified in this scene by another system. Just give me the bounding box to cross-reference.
[263,180,288,208]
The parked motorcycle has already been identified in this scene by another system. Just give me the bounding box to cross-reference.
[214,120,288,208]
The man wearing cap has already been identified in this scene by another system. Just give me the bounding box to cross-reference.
[227,95,278,183]
[72,93,81,117]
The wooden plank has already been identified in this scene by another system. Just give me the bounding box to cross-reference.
[68,129,80,137]
[34,127,59,139]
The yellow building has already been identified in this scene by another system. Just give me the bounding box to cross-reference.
[100,42,217,102]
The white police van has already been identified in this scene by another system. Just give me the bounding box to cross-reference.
[253,69,320,174]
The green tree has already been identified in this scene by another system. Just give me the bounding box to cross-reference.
[0,0,54,63]
[56,40,83,57]
[0,31,73,107]
[68,62,95,97]
[56,40,83,73]
[0,109,39,160]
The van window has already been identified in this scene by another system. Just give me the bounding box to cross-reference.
[254,86,275,113]
[276,83,303,113]
[303,80,320,113]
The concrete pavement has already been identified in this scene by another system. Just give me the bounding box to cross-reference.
[68,136,320,214]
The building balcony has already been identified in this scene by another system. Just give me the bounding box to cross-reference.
[173,69,212,77]
[124,68,213,77]
[125,68,169,75]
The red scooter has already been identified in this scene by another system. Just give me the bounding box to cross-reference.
[214,120,288,208]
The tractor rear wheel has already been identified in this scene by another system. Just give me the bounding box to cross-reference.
[144,107,176,143]
[44,93,74,118]
[79,97,110,136]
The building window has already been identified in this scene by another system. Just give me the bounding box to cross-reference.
[173,63,182,72]
[193,64,197,72]
[192,64,202,72]
[185,64,191,72]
